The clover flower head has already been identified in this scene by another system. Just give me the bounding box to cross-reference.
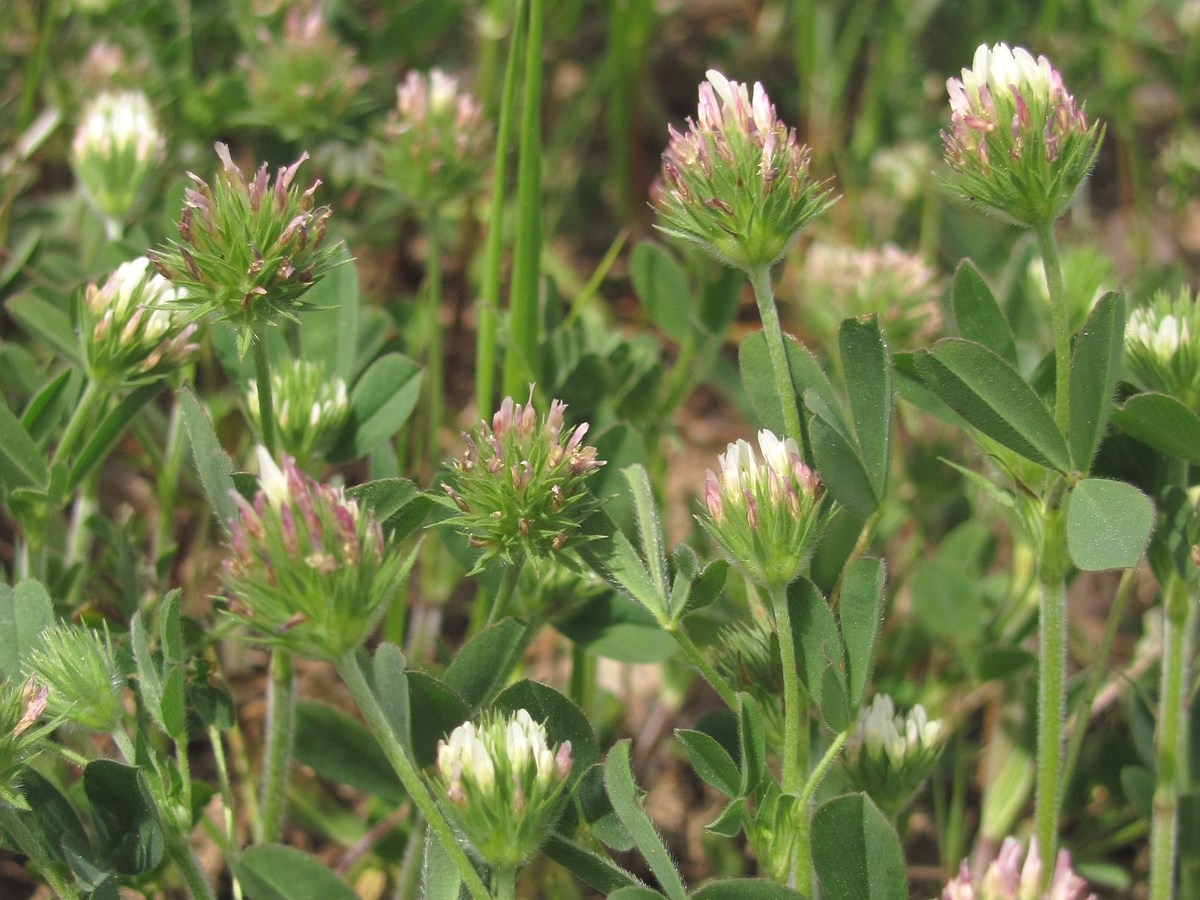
[842,694,942,816]
[441,388,605,570]
[1125,287,1200,410]
[222,448,410,660]
[148,142,341,354]
[377,68,490,208]
[81,256,199,387]
[941,836,1097,900]
[28,623,124,733]
[71,90,165,225]
[700,429,828,587]
[654,69,836,272]
[941,43,1103,227]
[434,709,573,866]
[246,359,349,468]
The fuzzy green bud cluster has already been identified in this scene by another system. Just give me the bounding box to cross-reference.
[242,8,369,142]
[941,836,1096,900]
[377,69,490,208]
[1124,287,1200,410]
[71,90,164,226]
[654,70,835,272]
[149,143,340,354]
[246,359,349,467]
[0,675,53,809]
[941,43,1103,227]
[434,709,573,866]
[841,694,943,817]
[700,429,829,587]
[28,623,124,734]
[222,448,410,661]
[81,256,199,387]
[441,390,605,569]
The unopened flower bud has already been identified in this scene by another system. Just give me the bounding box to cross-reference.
[246,359,349,468]
[71,90,164,228]
[1124,287,1200,411]
[842,694,943,818]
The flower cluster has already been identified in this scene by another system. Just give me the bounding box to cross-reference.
[222,448,410,661]
[0,675,53,809]
[71,90,164,228]
[654,70,835,272]
[440,390,605,569]
[941,43,1103,227]
[29,623,124,733]
[794,241,942,349]
[434,709,573,866]
[246,359,349,468]
[80,256,199,387]
[941,836,1097,900]
[841,693,943,817]
[148,143,340,354]
[377,69,490,208]
[700,429,828,587]
[241,8,369,142]
[1124,287,1200,411]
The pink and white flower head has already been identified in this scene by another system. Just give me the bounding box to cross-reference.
[700,428,830,587]
[941,43,1102,227]
[655,70,835,272]
[941,836,1097,900]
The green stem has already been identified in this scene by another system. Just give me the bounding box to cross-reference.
[749,266,802,447]
[164,828,216,900]
[768,582,807,796]
[1033,487,1069,875]
[334,652,490,900]
[251,328,277,457]
[257,651,295,844]
[0,804,81,899]
[568,644,595,715]
[1035,223,1070,435]
[1061,567,1135,793]
[670,626,739,711]
[207,725,244,900]
[487,554,524,625]
[53,379,104,469]
[798,727,851,812]
[492,863,518,900]
[423,210,445,468]
[1149,572,1194,900]
[476,0,525,416]
[154,392,188,567]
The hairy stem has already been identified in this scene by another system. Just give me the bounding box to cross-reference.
[749,265,803,447]
[0,804,81,899]
[251,329,277,457]
[487,554,524,626]
[257,651,295,844]
[670,626,739,711]
[1035,223,1070,435]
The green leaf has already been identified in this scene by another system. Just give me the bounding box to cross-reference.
[406,672,469,768]
[179,387,238,527]
[705,798,745,837]
[494,679,600,776]
[673,558,729,623]
[372,642,411,756]
[739,331,838,441]
[604,740,688,900]
[1067,478,1154,571]
[234,844,358,900]
[554,591,676,663]
[6,292,82,364]
[608,889,668,900]
[951,260,1017,366]
[914,339,1070,471]
[293,702,402,804]
[444,618,531,709]
[1068,292,1124,471]
[130,612,166,736]
[677,729,741,798]
[840,316,891,501]
[631,241,691,342]
[0,398,50,491]
[691,880,806,899]
[21,369,74,446]
[839,557,885,709]
[788,578,848,729]
[910,558,983,641]
[68,382,162,493]
[577,511,668,622]
[736,693,766,796]
[0,579,53,679]
[346,478,432,542]
[299,246,359,382]
[330,353,422,462]
[808,409,878,518]
[1111,392,1200,464]
[624,464,669,601]
[542,833,644,893]
[420,830,467,900]
[811,793,907,900]
[83,760,164,875]
[12,769,88,861]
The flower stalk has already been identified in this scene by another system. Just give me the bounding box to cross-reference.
[750,264,803,447]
